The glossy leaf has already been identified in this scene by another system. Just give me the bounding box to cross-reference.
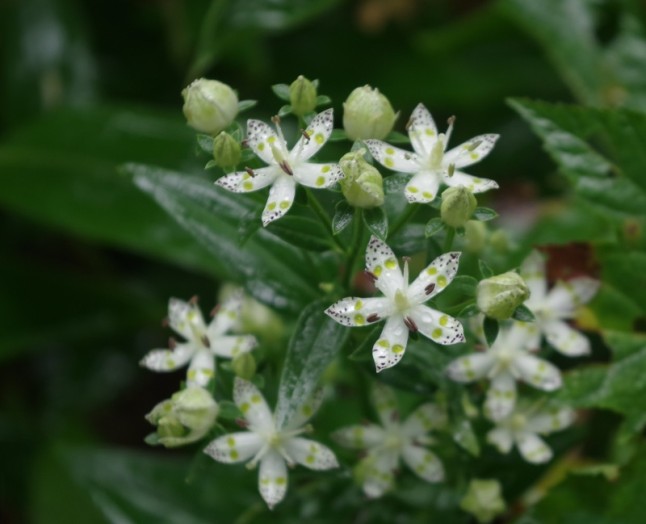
[512,304,535,322]
[473,207,498,221]
[363,207,388,241]
[271,83,291,101]
[332,201,354,235]
[483,316,499,346]
[425,217,445,238]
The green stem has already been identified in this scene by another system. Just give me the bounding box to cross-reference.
[344,207,364,291]
[305,188,345,252]
[388,204,418,239]
[443,226,456,252]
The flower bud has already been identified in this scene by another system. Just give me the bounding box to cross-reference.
[289,75,317,117]
[489,229,509,253]
[464,220,488,253]
[441,186,477,228]
[182,78,238,135]
[460,479,506,523]
[477,271,530,320]
[339,149,384,208]
[212,131,241,169]
[343,85,397,141]
[231,352,257,380]
[146,387,218,448]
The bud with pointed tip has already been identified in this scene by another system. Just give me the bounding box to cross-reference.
[460,479,506,523]
[212,131,241,169]
[343,85,397,141]
[182,78,238,135]
[289,75,317,117]
[441,186,477,228]
[477,272,530,320]
[339,149,384,208]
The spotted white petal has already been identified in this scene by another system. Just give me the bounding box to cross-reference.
[512,353,562,391]
[364,140,419,173]
[443,170,498,194]
[233,377,274,432]
[545,277,600,319]
[446,352,495,383]
[140,342,195,372]
[325,296,392,327]
[402,444,444,483]
[168,298,207,343]
[404,171,442,203]
[246,119,285,165]
[293,162,343,189]
[215,166,279,193]
[407,104,438,156]
[360,450,398,498]
[283,437,338,470]
[408,305,465,346]
[516,432,552,464]
[514,321,542,351]
[365,236,405,298]
[204,432,264,464]
[258,450,288,509]
[208,290,244,338]
[486,427,514,454]
[520,250,547,304]
[187,348,215,388]
[291,108,334,161]
[282,387,327,430]
[262,175,296,226]
[485,372,517,421]
[372,315,410,372]
[408,252,461,303]
[371,382,400,427]
[443,134,499,169]
[402,403,448,437]
[526,407,575,434]
[332,424,386,449]
[543,320,591,356]
[211,335,257,358]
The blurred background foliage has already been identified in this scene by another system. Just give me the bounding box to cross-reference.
[2,0,646,522]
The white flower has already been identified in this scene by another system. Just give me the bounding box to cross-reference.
[518,250,600,356]
[204,378,338,509]
[325,236,465,372]
[365,103,498,203]
[140,291,257,388]
[446,325,562,421]
[333,382,447,498]
[216,109,344,226]
[487,402,575,464]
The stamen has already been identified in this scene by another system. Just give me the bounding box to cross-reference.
[425,283,436,295]
[271,115,288,145]
[365,271,377,284]
[241,139,249,148]
[367,313,381,323]
[210,304,221,317]
[448,163,455,177]
[246,442,269,469]
[245,167,256,177]
[402,257,410,288]
[236,417,249,429]
[300,129,311,142]
[201,335,211,348]
[404,316,418,333]
[189,295,199,305]
[168,337,177,349]
[279,160,294,176]
[445,115,456,146]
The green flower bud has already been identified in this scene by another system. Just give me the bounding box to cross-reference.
[231,352,257,380]
[212,131,241,169]
[182,78,238,135]
[339,149,384,208]
[464,220,488,253]
[477,271,530,320]
[489,229,510,253]
[460,479,506,523]
[343,85,397,141]
[146,387,218,448]
[289,75,317,117]
[441,186,477,228]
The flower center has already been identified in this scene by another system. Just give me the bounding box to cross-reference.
[429,136,445,170]
[495,346,515,368]
[394,289,411,313]
[510,414,527,431]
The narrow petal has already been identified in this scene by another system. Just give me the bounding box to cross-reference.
[514,321,542,351]
[526,407,575,434]
[404,171,441,203]
[402,445,444,483]
[371,382,400,427]
[543,320,591,356]
[443,134,499,168]
[284,387,326,429]
[443,170,498,194]
[446,352,495,383]
[365,235,404,298]
[372,315,410,372]
[486,427,514,454]
[408,304,465,346]
[325,296,392,327]
[210,335,257,358]
[282,437,338,470]
[208,290,243,337]
[187,348,215,388]
[204,432,264,464]
[520,250,547,303]
[262,175,296,226]
[408,252,461,303]
[247,119,284,165]
[516,432,553,464]
[545,278,600,319]
[332,424,386,449]
[364,140,419,173]
[402,403,448,437]
[258,451,288,509]
[293,162,344,189]
[168,298,206,343]
[485,372,517,421]
[407,103,438,157]
[140,342,195,372]
[512,353,562,391]
[215,166,278,193]
[291,108,334,160]
[360,450,398,498]
[233,377,274,432]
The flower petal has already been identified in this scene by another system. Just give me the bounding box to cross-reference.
[526,407,575,434]
[516,432,553,464]
[408,251,461,303]
[258,450,288,509]
[168,298,207,343]
[204,432,264,464]
[332,424,386,449]
[512,353,562,391]
[443,170,498,194]
[543,320,591,356]
[282,437,338,470]
[402,445,444,483]
[408,304,465,346]
[140,342,195,372]
[545,278,600,319]
[365,235,404,298]
[372,315,410,372]
[404,171,441,203]
[291,108,334,160]
[215,166,278,193]
[371,382,400,427]
[283,387,326,430]
[484,372,517,421]
[293,162,344,189]
[360,450,398,498]
[211,335,257,358]
[520,250,547,304]
[402,403,448,437]
[262,175,296,226]
[247,119,285,165]
[407,103,438,156]
[208,290,243,337]
[514,321,542,351]
[187,348,215,388]
[325,296,392,327]
[443,134,499,168]
[486,427,514,454]
[446,352,495,383]
[364,140,419,173]
[233,377,274,432]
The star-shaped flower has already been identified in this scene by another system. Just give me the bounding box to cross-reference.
[140,291,257,388]
[518,250,600,356]
[204,378,338,509]
[446,325,562,421]
[364,103,498,203]
[216,109,344,226]
[332,382,447,498]
[487,402,575,464]
[325,236,465,372]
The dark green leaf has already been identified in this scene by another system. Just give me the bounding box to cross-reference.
[425,217,445,238]
[271,83,291,101]
[363,207,389,241]
[473,207,498,221]
[266,215,331,252]
[204,159,219,170]
[217,400,242,420]
[479,259,494,278]
[316,95,331,106]
[332,201,354,235]
[512,304,535,322]
[278,104,292,117]
[457,303,480,317]
[451,417,480,457]
[449,275,479,296]
[384,131,410,144]
[348,326,381,362]
[483,316,499,346]
[196,134,214,156]
[329,129,347,142]
[237,99,257,112]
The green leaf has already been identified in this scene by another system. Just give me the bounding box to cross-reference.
[274,300,349,429]
[479,259,494,278]
[451,417,480,457]
[449,275,479,296]
[384,131,410,144]
[329,129,347,142]
[271,83,291,101]
[347,326,381,363]
[603,330,646,361]
[483,316,499,346]
[473,207,498,221]
[265,215,331,252]
[598,249,646,313]
[196,134,214,156]
[316,95,332,106]
[363,207,389,241]
[217,400,242,420]
[425,217,445,238]
[237,99,257,112]
[332,201,354,235]
[278,104,292,117]
[512,304,535,322]
[458,303,480,317]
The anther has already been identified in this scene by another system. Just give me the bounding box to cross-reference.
[404,316,419,333]
[448,163,455,177]
[447,115,456,126]
[271,115,281,126]
[367,313,381,323]
[201,335,211,348]
[245,167,256,177]
[168,337,177,350]
[425,283,436,295]
[364,271,377,284]
[300,129,311,142]
[210,304,221,317]
[189,295,199,305]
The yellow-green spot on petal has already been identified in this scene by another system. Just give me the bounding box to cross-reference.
[240,402,250,413]
[187,370,196,379]
[425,129,435,136]
[251,394,262,404]
[385,258,397,270]
[407,186,419,193]
[374,265,382,277]
[279,201,290,209]
[230,450,239,459]
[422,192,433,199]
[384,158,394,168]
[316,176,325,187]
[276,477,287,486]
[227,436,235,447]
[385,147,395,155]
[392,344,404,353]
[474,178,482,184]
[268,202,277,211]
[354,314,366,326]
[315,133,324,144]
[322,165,331,173]
[258,143,265,151]
[306,455,315,464]
[377,339,390,348]
[166,359,175,368]
[432,328,443,339]
[470,153,479,160]
[427,267,438,276]
[302,405,313,417]
[437,275,447,287]
[260,478,270,486]
[439,315,448,327]
[242,181,253,191]
[354,300,363,311]
[267,136,276,144]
